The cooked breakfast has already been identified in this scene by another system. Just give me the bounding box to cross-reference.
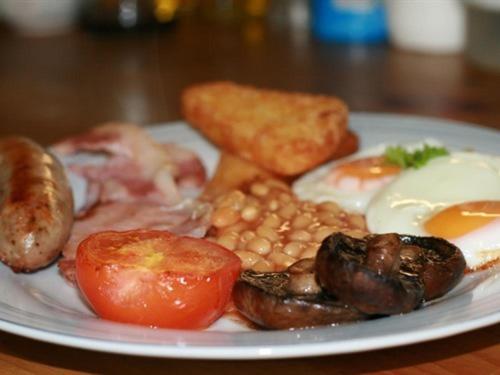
[0,81,498,331]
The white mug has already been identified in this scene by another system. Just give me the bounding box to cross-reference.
[385,0,465,54]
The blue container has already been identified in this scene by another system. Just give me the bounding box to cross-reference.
[312,0,388,43]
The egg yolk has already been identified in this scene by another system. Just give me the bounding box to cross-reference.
[424,201,500,239]
[328,156,401,182]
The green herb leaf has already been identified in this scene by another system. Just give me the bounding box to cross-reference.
[385,146,410,168]
[384,144,449,169]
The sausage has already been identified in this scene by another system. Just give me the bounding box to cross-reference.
[0,137,73,272]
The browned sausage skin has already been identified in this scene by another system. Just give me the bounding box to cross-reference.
[0,137,73,272]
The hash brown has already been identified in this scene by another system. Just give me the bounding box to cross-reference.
[182,82,349,176]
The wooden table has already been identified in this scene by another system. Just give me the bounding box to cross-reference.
[0,17,499,374]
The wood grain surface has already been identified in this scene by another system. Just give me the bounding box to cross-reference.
[0,17,499,375]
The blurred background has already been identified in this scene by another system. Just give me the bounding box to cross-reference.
[0,0,499,143]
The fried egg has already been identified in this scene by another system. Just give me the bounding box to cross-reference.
[293,140,441,213]
[366,152,500,269]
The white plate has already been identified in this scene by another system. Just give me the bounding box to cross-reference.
[1,113,500,360]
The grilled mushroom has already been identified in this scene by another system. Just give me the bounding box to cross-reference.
[232,259,367,329]
[399,234,466,300]
[315,232,466,315]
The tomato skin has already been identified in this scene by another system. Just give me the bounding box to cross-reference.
[75,230,241,329]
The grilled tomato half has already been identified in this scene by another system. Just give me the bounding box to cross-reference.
[75,229,241,329]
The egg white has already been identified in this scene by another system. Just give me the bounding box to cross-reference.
[366,152,500,268]
[293,139,442,213]
[453,218,500,269]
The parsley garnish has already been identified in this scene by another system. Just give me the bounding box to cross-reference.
[384,144,449,169]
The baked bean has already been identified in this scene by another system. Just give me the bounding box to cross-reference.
[256,225,280,242]
[349,214,367,230]
[302,243,320,258]
[288,229,312,242]
[317,210,343,226]
[212,206,240,228]
[219,221,249,235]
[278,202,297,219]
[261,213,281,228]
[210,179,368,271]
[250,182,269,197]
[268,199,279,211]
[217,190,246,210]
[217,233,238,250]
[279,192,292,203]
[283,241,305,257]
[245,196,260,207]
[291,213,313,229]
[240,230,256,242]
[318,201,341,214]
[241,205,260,222]
[253,259,275,272]
[268,251,296,269]
[272,242,284,251]
[307,222,321,231]
[344,229,366,239]
[234,250,262,268]
[300,201,317,213]
[246,237,272,255]
[237,239,248,251]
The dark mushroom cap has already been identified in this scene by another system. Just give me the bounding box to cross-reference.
[232,267,367,330]
[398,234,466,300]
[315,232,465,316]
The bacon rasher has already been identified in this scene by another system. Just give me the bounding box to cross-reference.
[52,123,211,283]
[52,122,206,209]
